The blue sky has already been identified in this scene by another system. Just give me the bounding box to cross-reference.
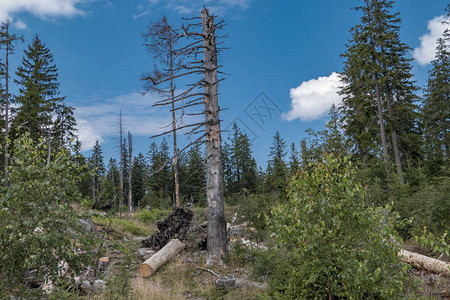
[1,0,448,166]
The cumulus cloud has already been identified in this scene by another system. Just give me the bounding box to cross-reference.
[0,0,86,22]
[134,0,253,19]
[74,92,171,151]
[283,72,343,122]
[74,91,199,151]
[413,15,449,65]
[13,20,27,30]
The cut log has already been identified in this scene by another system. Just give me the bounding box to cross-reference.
[398,249,450,277]
[139,239,185,277]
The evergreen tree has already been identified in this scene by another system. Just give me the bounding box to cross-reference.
[228,123,258,194]
[71,139,91,199]
[12,35,76,148]
[267,131,287,196]
[185,143,206,203]
[103,158,120,211]
[321,104,346,154]
[91,140,105,208]
[288,142,300,177]
[148,139,171,201]
[131,153,147,209]
[423,36,450,176]
[340,0,420,184]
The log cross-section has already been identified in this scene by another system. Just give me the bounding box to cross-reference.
[139,239,185,277]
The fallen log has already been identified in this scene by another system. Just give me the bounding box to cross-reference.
[398,249,450,277]
[139,239,185,277]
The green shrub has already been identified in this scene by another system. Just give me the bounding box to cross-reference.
[0,135,97,298]
[267,154,410,299]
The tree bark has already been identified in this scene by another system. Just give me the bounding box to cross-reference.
[4,22,10,178]
[202,8,227,266]
[386,91,404,184]
[118,111,124,216]
[375,82,390,180]
[398,249,450,277]
[170,37,180,207]
[139,239,185,277]
[128,131,133,213]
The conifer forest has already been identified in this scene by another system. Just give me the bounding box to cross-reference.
[0,1,449,299]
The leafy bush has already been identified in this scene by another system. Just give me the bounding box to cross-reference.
[267,154,410,299]
[237,193,277,241]
[0,135,97,297]
[396,177,450,235]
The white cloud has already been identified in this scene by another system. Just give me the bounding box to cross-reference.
[413,15,449,66]
[283,72,343,122]
[12,20,27,30]
[74,91,198,151]
[0,0,86,22]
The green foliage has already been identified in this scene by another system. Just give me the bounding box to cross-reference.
[238,193,276,241]
[415,228,449,256]
[134,209,171,224]
[266,131,288,197]
[93,216,150,237]
[0,134,97,297]
[12,35,76,148]
[395,176,450,234]
[267,154,409,299]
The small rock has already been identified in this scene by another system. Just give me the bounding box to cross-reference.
[138,248,155,260]
[93,279,106,291]
[228,227,245,236]
[79,218,97,233]
[133,236,151,242]
[81,280,92,291]
[216,277,240,289]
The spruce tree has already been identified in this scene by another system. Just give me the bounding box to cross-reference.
[340,0,420,185]
[131,153,147,209]
[12,35,76,148]
[288,142,300,177]
[185,143,206,203]
[423,36,450,176]
[267,131,287,196]
[91,140,105,208]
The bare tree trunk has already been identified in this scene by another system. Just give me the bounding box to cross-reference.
[375,82,390,180]
[386,91,404,184]
[92,176,96,205]
[4,22,10,178]
[118,111,124,217]
[202,8,227,266]
[169,39,180,207]
[128,131,133,213]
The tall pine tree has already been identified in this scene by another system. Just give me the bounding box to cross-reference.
[12,35,76,149]
[340,0,419,185]
[422,36,450,176]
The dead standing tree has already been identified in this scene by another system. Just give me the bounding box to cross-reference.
[142,16,183,207]
[0,20,23,179]
[142,8,227,265]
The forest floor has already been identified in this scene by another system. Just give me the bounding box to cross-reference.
[88,206,270,300]
[84,206,448,300]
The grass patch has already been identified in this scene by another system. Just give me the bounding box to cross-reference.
[93,216,152,238]
[134,209,172,224]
